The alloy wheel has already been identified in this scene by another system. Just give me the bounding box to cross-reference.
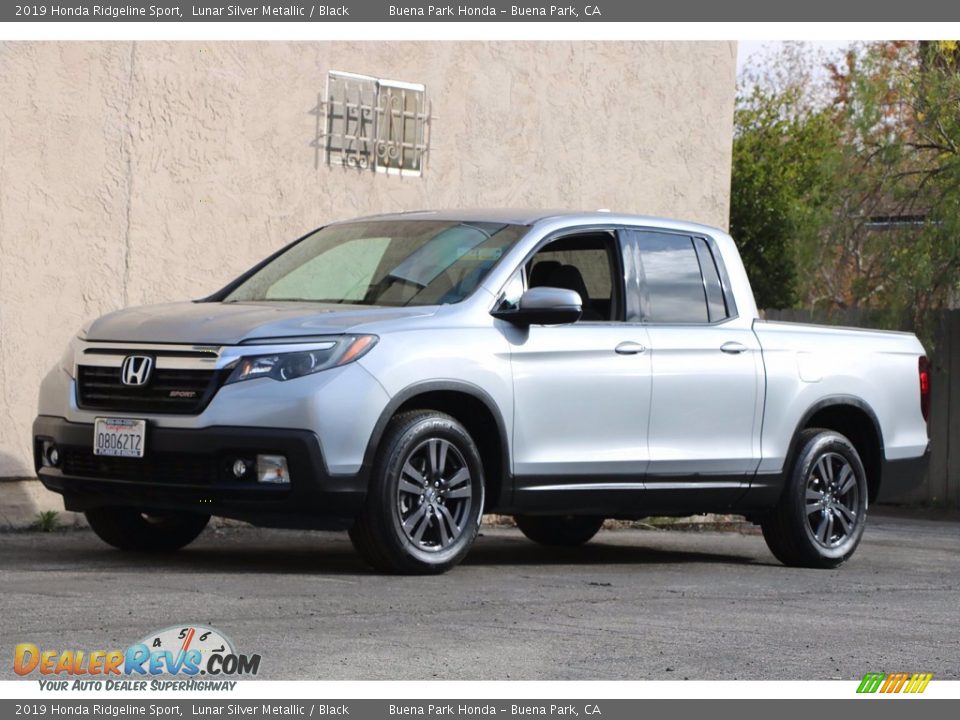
[804,452,860,549]
[396,438,474,552]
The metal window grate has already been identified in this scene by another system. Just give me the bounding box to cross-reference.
[322,71,431,176]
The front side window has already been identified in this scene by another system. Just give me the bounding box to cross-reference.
[524,232,622,321]
[225,221,526,307]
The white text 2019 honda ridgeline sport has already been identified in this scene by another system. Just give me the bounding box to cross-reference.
[35,210,931,573]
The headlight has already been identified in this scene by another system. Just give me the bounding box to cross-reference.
[224,335,378,385]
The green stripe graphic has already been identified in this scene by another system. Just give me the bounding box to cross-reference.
[857,672,886,693]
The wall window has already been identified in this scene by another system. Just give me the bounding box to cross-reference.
[324,71,430,176]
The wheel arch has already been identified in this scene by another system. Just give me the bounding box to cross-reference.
[786,395,884,503]
[361,381,511,509]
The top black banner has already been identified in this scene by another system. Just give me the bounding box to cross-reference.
[3,0,957,22]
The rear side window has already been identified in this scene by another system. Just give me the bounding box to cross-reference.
[693,237,729,322]
[635,232,709,323]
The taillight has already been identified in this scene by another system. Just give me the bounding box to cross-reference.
[919,356,931,423]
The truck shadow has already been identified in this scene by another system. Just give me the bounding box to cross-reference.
[463,537,763,568]
[20,530,766,576]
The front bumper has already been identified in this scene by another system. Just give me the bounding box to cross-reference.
[33,416,365,529]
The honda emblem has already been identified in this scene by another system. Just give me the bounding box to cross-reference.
[120,355,154,386]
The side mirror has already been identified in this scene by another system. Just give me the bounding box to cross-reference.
[492,287,583,326]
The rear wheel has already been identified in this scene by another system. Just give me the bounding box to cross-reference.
[85,507,209,552]
[515,515,604,546]
[349,410,485,574]
[762,429,868,568]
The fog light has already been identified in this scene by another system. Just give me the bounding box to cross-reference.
[232,459,248,478]
[256,455,289,484]
[42,441,60,467]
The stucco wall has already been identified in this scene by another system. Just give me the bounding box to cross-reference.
[0,41,736,477]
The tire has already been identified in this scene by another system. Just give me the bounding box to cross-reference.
[761,428,868,568]
[85,507,209,552]
[514,515,604,546]
[349,410,485,574]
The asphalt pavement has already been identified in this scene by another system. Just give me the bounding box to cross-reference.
[1,512,957,680]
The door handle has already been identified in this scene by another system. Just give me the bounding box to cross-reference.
[720,341,748,354]
[615,341,647,355]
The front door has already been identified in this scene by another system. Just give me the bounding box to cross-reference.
[502,231,653,503]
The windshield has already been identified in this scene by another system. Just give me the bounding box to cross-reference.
[223,220,527,306]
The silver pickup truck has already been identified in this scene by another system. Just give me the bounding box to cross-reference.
[33,210,931,573]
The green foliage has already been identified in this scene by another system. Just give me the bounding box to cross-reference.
[734,40,960,331]
[32,510,60,533]
[731,84,841,308]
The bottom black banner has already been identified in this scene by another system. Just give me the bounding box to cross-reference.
[0,700,957,720]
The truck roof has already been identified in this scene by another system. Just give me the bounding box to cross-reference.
[342,208,727,236]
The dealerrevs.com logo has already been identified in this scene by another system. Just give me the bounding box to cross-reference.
[14,625,260,691]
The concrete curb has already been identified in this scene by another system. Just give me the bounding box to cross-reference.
[0,477,87,529]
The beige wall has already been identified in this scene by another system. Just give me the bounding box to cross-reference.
[0,41,736,477]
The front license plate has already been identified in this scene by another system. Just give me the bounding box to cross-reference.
[93,418,146,458]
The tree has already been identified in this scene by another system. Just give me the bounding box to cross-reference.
[838,41,960,323]
[730,54,841,309]
[733,41,960,334]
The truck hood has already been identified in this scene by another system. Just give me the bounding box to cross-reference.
[83,301,437,345]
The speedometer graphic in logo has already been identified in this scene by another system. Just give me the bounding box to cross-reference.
[138,624,235,672]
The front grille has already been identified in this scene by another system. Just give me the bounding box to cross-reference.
[76,365,223,414]
[60,446,217,486]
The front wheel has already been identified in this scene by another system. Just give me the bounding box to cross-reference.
[761,429,868,568]
[515,515,604,546]
[349,410,485,574]
[85,507,209,552]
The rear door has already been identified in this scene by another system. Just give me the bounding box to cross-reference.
[624,229,763,488]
